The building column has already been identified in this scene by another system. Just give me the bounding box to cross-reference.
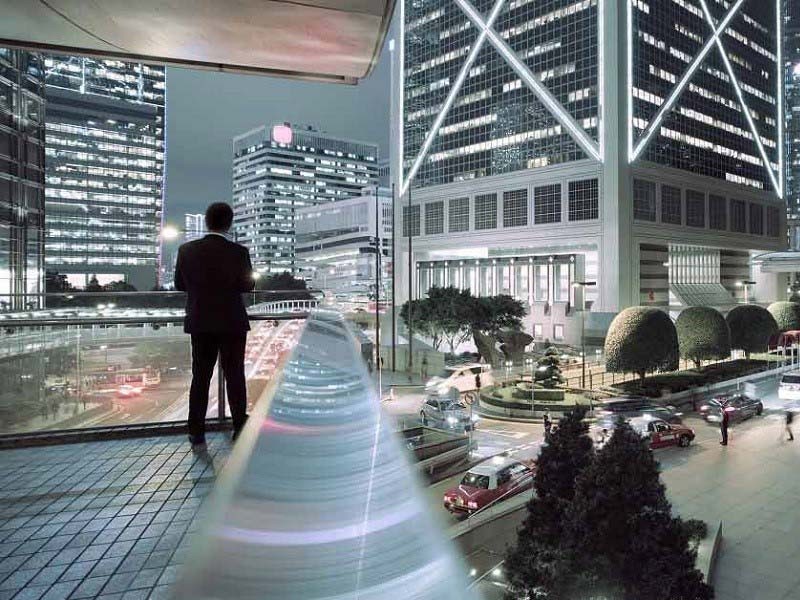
[598,0,635,312]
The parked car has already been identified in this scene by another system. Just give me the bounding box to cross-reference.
[443,456,535,515]
[779,372,800,402]
[596,417,694,450]
[699,394,763,423]
[596,396,682,424]
[425,364,493,395]
[420,390,478,431]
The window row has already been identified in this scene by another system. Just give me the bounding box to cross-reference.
[632,179,781,237]
[402,178,599,237]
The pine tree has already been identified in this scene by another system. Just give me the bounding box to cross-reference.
[562,419,713,600]
[505,408,594,598]
[535,346,565,388]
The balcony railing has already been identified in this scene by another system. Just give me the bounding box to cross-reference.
[0,292,320,440]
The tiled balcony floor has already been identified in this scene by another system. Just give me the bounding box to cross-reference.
[0,434,230,600]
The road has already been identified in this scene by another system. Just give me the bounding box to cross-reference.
[11,320,303,432]
[455,374,792,597]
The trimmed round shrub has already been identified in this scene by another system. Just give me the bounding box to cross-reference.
[676,306,731,369]
[605,307,679,382]
[726,304,778,358]
[767,301,800,332]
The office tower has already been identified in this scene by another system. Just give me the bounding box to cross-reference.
[296,187,392,301]
[232,123,379,274]
[0,48,45,310]
[43,56,165,291]
[786,0,800,248]
[394,0,786,346]
[184,213,205,242]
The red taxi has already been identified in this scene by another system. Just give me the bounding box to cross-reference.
[443,456,535,515]
[630,417,695,449]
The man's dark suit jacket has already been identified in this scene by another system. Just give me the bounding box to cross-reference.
[174,233,255,334]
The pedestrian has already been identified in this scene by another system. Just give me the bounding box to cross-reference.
[421,356,429,380]
[175,202,254,451]
[543,412,552,441]
[475,372,482,392]
[786,409,795,442]
[720,407,729,446]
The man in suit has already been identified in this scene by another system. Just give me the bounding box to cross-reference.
[174,202,255,449]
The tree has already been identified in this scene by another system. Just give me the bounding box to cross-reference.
[426,286,474,354]
[400,298,441,350]
[255,271,311,301]
[534,346,564,388]
[726,304,778,359]
[103,280,137,292]
[505,408,595,598]
[676,307,731,370]
[399,286,474,353]
[471,294,526,337]
[563,420,713,600]
[605,307,679,384]
[45,271,74,294]
[767,301,800,332]
[789,279,800,303]
[85,275,103,292]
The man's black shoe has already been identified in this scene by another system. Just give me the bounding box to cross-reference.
[188,434,207,451]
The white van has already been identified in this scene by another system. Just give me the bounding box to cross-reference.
[779,371,800,402]
[424,363,494,395]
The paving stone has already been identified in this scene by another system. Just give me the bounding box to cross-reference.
[68,575,110,599]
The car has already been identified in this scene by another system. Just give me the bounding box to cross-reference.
[779,372,800,402]
[596,396,682,425]
[425,364,494,395]
[443,456,535,515]
[699,393,763,423]
[420,391,478,431]
[599,417,695,450]
[117,384,142,397]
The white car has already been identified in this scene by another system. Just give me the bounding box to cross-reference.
[424,364,494,395]
[779,371,800,402]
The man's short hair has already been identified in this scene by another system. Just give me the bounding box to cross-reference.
[205,202,234,232]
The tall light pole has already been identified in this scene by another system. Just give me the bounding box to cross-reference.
[737,280,756,303]
[407,187,414,375]
[391,183,397,371]
[375,190,382,389]
[572,280,596,389]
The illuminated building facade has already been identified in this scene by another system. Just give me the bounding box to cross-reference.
[295,187,392,301]
[0,48,45,310]
[786,0,800,248]
[184,213,205,242]
[43,56,165,290]
[232,123,379,274]
[393,0,786,346]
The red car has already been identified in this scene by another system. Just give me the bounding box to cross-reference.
[443,456,535,515]
[630,417,695,449]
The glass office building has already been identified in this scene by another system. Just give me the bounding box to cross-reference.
[232,123,379,274]
[395,0,785,346]
[43,56,165,291]
[786,0,800,247]
[0,48,45,310]
[403,0,599,189]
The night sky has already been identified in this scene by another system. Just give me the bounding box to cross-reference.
[163,19,396,224]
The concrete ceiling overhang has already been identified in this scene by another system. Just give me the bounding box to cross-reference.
[0,0,396,83]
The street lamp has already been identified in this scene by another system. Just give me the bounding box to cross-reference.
[572,281,597,389]
[736,280,756,304]
[525,357,535,414]
[160,225,181,241]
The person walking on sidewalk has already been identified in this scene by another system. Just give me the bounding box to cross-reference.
[786,409,795,442]
[421,356,429,381]
[543,412,553,441]
[720,408,730,446]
